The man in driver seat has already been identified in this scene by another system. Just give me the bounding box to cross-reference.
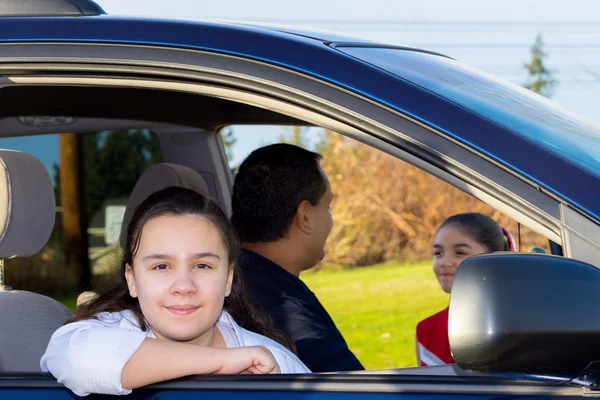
[231,143,363,373]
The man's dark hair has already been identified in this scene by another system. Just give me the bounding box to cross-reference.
[232,143,327,243]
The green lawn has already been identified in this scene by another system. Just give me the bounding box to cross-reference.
[302,261,448,370]
[58,296,78,312]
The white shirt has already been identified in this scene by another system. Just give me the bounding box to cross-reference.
[40,310,310,396]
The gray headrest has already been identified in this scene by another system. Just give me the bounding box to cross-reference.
[0,150,55,258]
[119,163,210,249]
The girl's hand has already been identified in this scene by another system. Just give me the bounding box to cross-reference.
[217,346,280,375]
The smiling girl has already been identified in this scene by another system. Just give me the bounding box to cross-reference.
[415,212,515,366]
[41,187,309,396]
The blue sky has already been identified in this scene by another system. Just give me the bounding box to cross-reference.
[3,0,599,170]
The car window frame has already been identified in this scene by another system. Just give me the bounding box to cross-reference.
[1,40,599,392]
[0,43,575,247]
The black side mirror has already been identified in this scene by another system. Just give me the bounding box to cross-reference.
[449,253,600,381]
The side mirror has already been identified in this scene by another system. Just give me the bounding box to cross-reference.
[449,253,600,381]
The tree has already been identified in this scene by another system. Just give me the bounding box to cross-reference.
[59,133,90,290]
[317,131,549,268]
[220,127,238,176]
[524,34,557,98]
[279,126,310,148]
[220,127,237,161]
[58,130,159,292]
[83,130,160,222]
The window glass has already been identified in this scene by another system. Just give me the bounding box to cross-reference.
[0,130,161,308]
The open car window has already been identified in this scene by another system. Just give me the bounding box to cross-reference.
[224,124,552,370]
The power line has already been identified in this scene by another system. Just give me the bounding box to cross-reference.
[195,19,600,33]
[406,43,600,49]
[200,18,600,90]
[194,19,600,26]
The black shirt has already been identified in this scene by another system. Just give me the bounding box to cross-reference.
[239,249,364,372]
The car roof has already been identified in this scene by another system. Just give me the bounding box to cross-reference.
[0,15,599,220]
[0,15,443,59]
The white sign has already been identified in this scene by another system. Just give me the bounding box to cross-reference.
[105,205,127,245]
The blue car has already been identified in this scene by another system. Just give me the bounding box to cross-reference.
[1,0,600,398]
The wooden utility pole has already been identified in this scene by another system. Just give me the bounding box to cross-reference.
[59,133,91,291]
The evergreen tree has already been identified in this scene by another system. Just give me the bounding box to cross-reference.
[524,34,557,98]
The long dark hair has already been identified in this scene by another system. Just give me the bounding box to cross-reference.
[437,212,510,252]
[68,186,296,352]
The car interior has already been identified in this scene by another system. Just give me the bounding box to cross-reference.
[0,81,559,365]
[2,49,599,394]
[0,80,568,252]
[0,84,311,367]
[0,149,72,372]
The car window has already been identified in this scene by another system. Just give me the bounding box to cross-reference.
[224,124,549,370]
[0,130,160,308]
[336,47,600,179]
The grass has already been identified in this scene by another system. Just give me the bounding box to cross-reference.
[58,296,77,312]
[301,261,448,370]
[57,261,447,370]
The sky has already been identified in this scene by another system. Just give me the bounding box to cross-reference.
[2,0,600,169]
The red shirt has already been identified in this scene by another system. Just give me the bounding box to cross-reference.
[416,307,454,366]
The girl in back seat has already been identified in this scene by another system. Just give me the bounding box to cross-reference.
[416,212,515,366]
[41,186,309,396]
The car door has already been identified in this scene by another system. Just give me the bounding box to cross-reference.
[0,14,598,399]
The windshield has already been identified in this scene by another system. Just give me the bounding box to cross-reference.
[337,47,600,178]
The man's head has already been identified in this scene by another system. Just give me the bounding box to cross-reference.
[231,143,333,271]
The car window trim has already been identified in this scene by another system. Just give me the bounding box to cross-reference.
[3,43,597,258]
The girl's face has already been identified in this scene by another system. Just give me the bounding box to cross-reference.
[125,214,233,345]
[432,225,488,294]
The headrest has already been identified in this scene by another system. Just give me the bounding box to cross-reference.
[119,163,210,249]
[0,150,55,258]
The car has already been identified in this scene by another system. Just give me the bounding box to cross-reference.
[1,0,600,398]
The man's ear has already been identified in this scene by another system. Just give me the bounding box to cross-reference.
[295,200,314,234]
[125,264,138,298]
[225,266,234,297]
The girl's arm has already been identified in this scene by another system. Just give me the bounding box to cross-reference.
[122,338,279,390]
[41,316,278,396]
